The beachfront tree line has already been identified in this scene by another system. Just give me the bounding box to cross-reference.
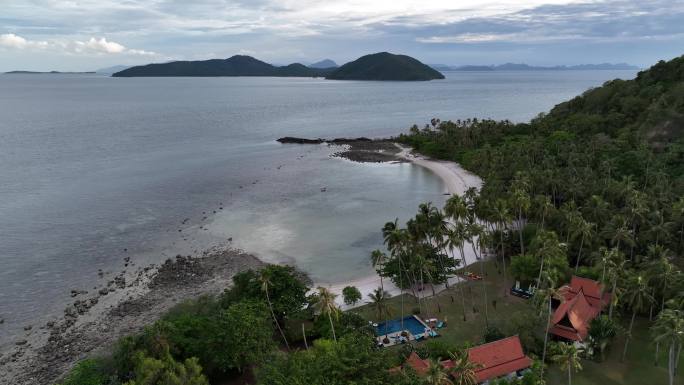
[395,55,684,385]
[60,261,526,385]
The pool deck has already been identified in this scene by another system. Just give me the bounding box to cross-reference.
[375,315,438,347]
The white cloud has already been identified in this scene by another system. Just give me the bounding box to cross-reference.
[0,33,157,56]
[0,33,49,49]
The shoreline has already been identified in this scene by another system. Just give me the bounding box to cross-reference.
[0,248,264,385]
[0,141,483,384]
[317,143,483,311]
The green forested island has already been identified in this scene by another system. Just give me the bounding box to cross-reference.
[112,55,333,77]
[58,55,684,385]
[325,52,445,81]
[111,52,444,81]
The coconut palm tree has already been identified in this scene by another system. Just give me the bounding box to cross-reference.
[511,188,531,255]
[367,287,392,334]
[371,249,387,293]
[551,342,583,385]
[570,216,594,271]
[258,270,290,351]
[493,198,511,296]
[536,273,563,378]
[606,252,626,319]
[425,359,454,385]
[315,286,340,341]
[621,273,654,361]
[448,350,482,385]
[588,315,618,362]
[652,307,684,385]
[447,225,468,321]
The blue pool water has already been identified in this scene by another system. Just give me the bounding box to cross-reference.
[375,316,427,336]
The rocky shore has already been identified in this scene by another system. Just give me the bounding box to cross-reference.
[0,248,263,385]
[277,136,405,163]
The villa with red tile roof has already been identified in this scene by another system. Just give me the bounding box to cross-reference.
[549,276,611,342]
[394,336,532,384]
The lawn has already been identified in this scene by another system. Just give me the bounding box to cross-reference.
[351,259,683,385]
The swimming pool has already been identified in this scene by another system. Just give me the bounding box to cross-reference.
[375,315,427,336]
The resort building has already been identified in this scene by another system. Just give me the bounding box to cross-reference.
[394,336,532,384]
[549,276,611,342]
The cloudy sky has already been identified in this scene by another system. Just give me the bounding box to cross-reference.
[1,0,683,71]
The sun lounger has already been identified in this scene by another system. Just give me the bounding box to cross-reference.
[437,321,444,328]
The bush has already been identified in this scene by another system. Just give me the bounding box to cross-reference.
[342,286,362,306]
[59,358,117,385]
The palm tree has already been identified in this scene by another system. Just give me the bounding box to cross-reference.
[570,217,594,271]
[447,225,468,321]
[606,252,626,319]
[425,359,454,385]
[534,194,554,230]
[621,273,654,361]
[448,350,482,385]
[588,315,618,362]
[652,308,684,385]
[367,287,392,334]
[551,342,583,385]
[493,198,511,296]
[536,274,562,378]
[371,249,387,293]
[315,286,340,341]
[511,188,531,255]
[259,270,290,351]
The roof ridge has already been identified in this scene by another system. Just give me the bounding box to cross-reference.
[468,335,520,350]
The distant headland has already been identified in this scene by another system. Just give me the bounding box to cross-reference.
[430,62,639,71]
[112,52,444,81]
[4,70,96,74]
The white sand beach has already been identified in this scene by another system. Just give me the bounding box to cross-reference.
[321,145,484,311]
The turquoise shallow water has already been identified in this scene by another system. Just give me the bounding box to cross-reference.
[0,70,636,343]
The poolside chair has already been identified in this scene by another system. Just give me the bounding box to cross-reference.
[436,321,444,328]
[414,335,424,341]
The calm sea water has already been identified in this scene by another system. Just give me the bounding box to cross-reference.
[0,70,636,344]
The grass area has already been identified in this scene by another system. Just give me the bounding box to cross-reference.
[351,259,684,385]
[353,259,531,347]
[547,317,683,385]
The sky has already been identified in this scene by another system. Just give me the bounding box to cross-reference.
[1,0,683,71]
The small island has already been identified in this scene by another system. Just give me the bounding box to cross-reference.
[112,52,444,81]
[325,52,445,81]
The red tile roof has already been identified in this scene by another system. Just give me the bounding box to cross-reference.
[403,352,430,375]
[551,276,609,341]
[467,336,533,383]
[561,276,611,309]
[394,337,532,383]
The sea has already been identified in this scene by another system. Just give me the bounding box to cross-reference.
[0,69,637,346]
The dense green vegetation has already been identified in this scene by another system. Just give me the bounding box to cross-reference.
[396,54,684,385]
[326,52,445,81]
[112,55,332,77]
[63,55,684,385]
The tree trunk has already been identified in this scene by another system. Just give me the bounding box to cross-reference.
[621,311,636,362]
[608,278,618,319]
[302,323,308,350]
[541,297,552,379]
[568,364,572,385]
[500,223,508,296]
[575,234,584,271]
[328,312,337,341]
[458,246,468,321]
[518,210,525,255]
[668,342,675,385]
[266,291,290,351]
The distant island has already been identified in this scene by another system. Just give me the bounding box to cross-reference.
[95,65,131,74]
[4,70,96,74]
[308,59,338,69]
[112,52,444,81]
[326,52,444,81]
[113,55,333,78]
[436,62,639,71]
